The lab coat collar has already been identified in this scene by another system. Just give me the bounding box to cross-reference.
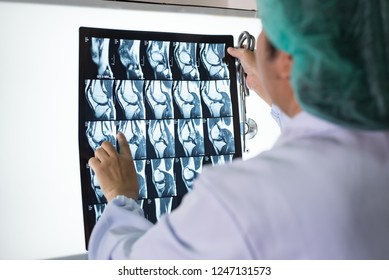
[273,111,340,148]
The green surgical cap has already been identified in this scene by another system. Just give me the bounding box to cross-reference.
[258,0,389,130]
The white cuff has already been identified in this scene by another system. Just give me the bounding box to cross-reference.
[111,195,144,216]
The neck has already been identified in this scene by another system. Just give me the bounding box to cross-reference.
[275,95,302,118]
[285,101,302,117]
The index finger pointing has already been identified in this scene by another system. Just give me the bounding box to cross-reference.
[117,132,132,158]
[100,141,117,157]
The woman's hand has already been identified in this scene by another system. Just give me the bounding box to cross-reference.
[88,132,139,202]
[227,47,271,106]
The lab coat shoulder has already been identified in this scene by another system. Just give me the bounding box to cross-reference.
[196,126,389,259]
[130,143,316,259]
[194,144,318,259]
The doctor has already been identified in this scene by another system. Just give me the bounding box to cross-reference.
[88,0,389,259]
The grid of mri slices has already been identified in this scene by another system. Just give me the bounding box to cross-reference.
[80,32,240,228]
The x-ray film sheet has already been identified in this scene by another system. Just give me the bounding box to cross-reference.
[78,27,242,248]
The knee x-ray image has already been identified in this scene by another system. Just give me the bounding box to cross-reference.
[149,158,176,219]
[145,80,174,119]
[118,120,147,160]
[211,154,233,166]
[154,197,174,221]
[180,157,203,191]
[148,119,175,158]
[173,42,200,80]
[85,79,116,120]
[117,39,144,79]
[201,80,232,118]
[79,27,241,248]
[151,158,176,198]
[89,168,106,204]
[115,80,145,120]
[90,37,113,79]
[177,119,205,157]
[173,81,202,118]
[86,121,117,151]
[90,204,106,224]
[207,117,235,155]
[135,160,147,199]
[146,40,172,80]
[200,43,229,80]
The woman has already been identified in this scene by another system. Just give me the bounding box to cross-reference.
[88,0,389,259]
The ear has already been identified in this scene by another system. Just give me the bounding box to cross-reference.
[274,51,292,80]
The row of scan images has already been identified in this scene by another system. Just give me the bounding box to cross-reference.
[88,155,234,205]
[86,118,236,159]
[88,195,184,225]
[84,37,230,81]
[84,79,233,121]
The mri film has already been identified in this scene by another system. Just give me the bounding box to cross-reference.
[89,204,107,224]
[207,117,235,155]
[211,154,234,166]
[117,39,144,79]
[89,168,106,204]
[200,43,229,80]
[180,157,203,191]
[85,79,116,120]
[86,121,117,151]
[115,80,145,120]
[145,80,174,119]
[89,37,114,79]
[146,40,172,80]
[173,42,200,80]
[118,120,147,160]
[135,160,147,199]
[151,158,176,198]
[154,197,174,221]
[148,119,175,158]
[177,119,205,157]
[173,81,202,118]
[79,27,241,248]
[93,204,105,223]
[201,80,232,118]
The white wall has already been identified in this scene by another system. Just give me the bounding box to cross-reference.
[0,0,279,259]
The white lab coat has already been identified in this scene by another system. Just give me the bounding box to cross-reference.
[88,110,389,259]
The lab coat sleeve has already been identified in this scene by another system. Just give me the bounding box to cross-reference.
[129,182,251,259]
[88,180,251,259]
[88,195,154,259]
